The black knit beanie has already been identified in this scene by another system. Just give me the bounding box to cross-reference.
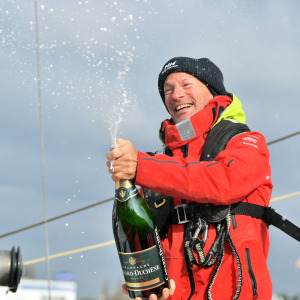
[158,57,227,107]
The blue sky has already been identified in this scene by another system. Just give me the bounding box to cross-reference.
[0,0,299,298]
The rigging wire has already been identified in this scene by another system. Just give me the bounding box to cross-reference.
[1,190,299,269]
[22,241,300,269]
[267,131,300,146]
[270,191,300,203]
[21,190,300,266]
[0,197,114,239]
[23,240,115,266]
[34,0,52,298]
[1,190,299,240]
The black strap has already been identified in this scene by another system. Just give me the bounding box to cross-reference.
[201,119,250,161]
[169,202,300,243]
[231,202,300,243]
[231,202,266,219]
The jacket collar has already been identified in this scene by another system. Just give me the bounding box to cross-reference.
[159,95,239,151]
[213,93,246,127]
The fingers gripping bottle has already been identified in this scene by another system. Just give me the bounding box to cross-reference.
[112,180,169,299]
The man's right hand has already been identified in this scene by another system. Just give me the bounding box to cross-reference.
[106,138,138,182]
[121,279,176,300]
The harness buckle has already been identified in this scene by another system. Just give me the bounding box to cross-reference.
[175,204,189,224]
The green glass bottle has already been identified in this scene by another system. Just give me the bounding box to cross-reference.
[112,180,169,299]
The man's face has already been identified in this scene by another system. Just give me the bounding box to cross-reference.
[164,72,213,124]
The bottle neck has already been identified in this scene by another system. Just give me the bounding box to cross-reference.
[116,179,134,189]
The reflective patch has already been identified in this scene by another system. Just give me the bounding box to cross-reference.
[176,119,196,141]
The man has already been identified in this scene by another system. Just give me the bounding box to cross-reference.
[107,57,273,300]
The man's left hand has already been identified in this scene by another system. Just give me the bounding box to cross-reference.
[121,279,176,300]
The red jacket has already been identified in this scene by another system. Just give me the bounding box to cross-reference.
[135,95,273,299]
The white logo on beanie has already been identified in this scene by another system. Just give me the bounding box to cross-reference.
[161,60,178,74]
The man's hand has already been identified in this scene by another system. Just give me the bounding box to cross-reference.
[121,279,176,300]
[106,138,138,182]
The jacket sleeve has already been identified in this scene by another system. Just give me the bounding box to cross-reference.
[135,131,273,205]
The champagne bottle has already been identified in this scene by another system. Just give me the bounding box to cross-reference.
[112,179,169,299]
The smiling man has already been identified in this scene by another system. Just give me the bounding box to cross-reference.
[107,57,273,300]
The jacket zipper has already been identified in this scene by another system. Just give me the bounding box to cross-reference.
[245,248,259,298]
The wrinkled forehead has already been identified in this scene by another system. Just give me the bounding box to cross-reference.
[164,72,202,86]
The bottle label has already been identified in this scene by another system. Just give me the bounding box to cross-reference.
[118,245,165,292]
[115,185,138,202]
